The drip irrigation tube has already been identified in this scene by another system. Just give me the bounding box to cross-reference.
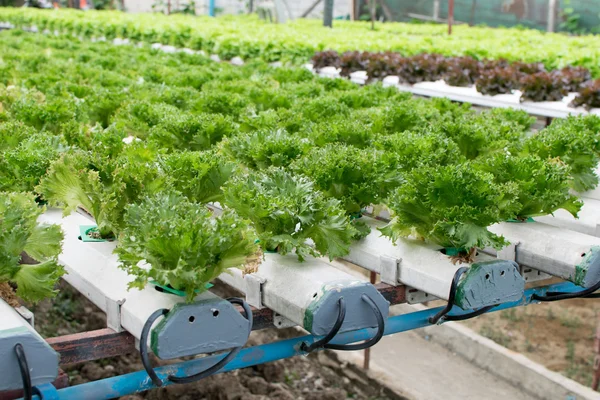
[532,279,600,302]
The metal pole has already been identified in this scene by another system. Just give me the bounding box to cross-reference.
[208,0,215,16]
[363,270,377,370]
[448,0,454,35]
[547,0,557,32]
[369,0,375,30]
[323,0,334,27]
[248,0,253,13]
[469,0,477,26]
[433,0,440,21]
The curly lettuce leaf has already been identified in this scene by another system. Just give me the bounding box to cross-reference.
[475,153,582,219]
[116,192,258,302]
[162,150,235,203]
[291,143,391,214]
[524,116,600,192]
[221,128,309,170]
[223,167,355,260]
[0,192,64,303]
[381,163,519,251]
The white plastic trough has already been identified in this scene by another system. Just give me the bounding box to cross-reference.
[38,209,218,339]
[341,217,524,310]
[487,221,600,288]
[218,253,390,336]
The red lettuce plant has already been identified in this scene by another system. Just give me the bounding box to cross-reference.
[559,66,592,92]
[366,52,402,80]
[571,79,600,110]
[311,50,341,70]
[443,56,483,87]
[340,51,370,77]
[397,54,447,84]
[475,67,520,95]
[520,72,568,102]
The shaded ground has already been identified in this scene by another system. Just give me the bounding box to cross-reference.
[461,297,600,387]
[30,283,400,400]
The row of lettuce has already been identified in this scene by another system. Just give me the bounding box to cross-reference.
[0,8,600,76]
[312,50,600,108]
[1,30,599,303]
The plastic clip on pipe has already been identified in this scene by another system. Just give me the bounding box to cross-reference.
[14,343,34,400]
[532,279,600,302]
[139,298,253,387]
[428,267,499,324]
[300,294,385,353]
[300,297,346,353]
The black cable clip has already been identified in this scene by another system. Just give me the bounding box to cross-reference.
[14,343,33,400]
[532,279,600,302]
[301,293,385,353]
[139,297,253,387]
[429,267,499,323]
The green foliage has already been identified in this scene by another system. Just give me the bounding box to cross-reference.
[116,192,258,302]
[475,154,582,219]
[436,113,527,160]
[223,167,355,260]
[524,117,600,192]
[3,8,600,77]
[0,28,598,271]
[37,146,165,238]
[291,144,390,214]
[0,192,64,302]
[221,128,310,169]
[375,130,462,171]
[0,131,67,193]
[381,163,520,251]
[162,150,235,203]
[301,115,374,148]
[148,112,236,152]
[8,91,82,133]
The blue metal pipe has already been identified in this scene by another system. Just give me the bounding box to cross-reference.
[31,281,580,400]
[208,0,215,16]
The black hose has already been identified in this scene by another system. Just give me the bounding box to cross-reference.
[14,343,32,400]
[140,308,170,387]
[428,266,469,325]
[168,298,253,384]
[532,279,600,302]
[444,304,497,321]
[300,297,346,353]
[325,294,385,351]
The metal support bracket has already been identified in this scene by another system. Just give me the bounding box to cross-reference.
[244,273,266,309]
[273,313,296,329]
[521,267,553,284]
[406,287,438,304]
[379,255,401,285]
[15,306,35,327]
[497,242,519,262]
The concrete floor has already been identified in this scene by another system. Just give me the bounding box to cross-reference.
[336,329,537,400]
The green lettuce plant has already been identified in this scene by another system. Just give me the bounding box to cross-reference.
[381,163,520,257]
[223,167,355,261]
[116,192,258,302]
[0,192,64,302]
